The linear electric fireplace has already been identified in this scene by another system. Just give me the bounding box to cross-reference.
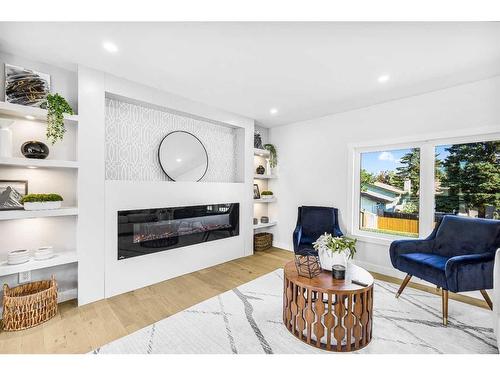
[117,203,239,260]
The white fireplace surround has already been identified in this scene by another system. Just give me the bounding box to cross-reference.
[78,67,254,304]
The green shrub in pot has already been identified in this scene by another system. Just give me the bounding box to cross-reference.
[21,193,64,211]
[261,190,274,199]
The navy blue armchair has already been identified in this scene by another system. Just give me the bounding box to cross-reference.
[390,215,500,325]
[293,206,343,256]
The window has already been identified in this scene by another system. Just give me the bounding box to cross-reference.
[359,148,420,238]
[353,135,499,240]
[435,140,499,221]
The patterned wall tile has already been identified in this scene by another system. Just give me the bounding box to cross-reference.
[105,98,239,182]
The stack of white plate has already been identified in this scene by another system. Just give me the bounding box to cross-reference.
[34,246,54,261]
[7,249,30,265]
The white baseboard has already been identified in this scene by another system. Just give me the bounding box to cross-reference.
[273,242,292,252]
[59,288,77,303]
[351,260,405,279]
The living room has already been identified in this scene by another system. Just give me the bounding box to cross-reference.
[0,2,499,372]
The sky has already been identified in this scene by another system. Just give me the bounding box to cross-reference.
[361,145,449,174]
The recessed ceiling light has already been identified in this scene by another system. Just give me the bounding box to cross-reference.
[27,166,38,169]
[176,158,182,163]
[102,41,118,53]
[270,108,278,115]
[377,74,390,83]
[25,115,35,120]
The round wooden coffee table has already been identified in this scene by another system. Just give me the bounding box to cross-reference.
[283,261,374,352]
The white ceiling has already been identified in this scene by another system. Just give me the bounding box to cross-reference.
[1,22,499,127]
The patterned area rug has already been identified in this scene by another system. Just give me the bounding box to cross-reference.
[94,270,498,354]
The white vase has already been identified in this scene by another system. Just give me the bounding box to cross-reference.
[0,118,14,158]
[318,249,348,271]
[266,159,271,175]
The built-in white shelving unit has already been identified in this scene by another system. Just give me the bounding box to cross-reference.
[0,93,79,302]
[253,221,277,230]
[0,157,79,169]
[0,101,79,123]
[0,207,78,221]
[253,148,270,157]
[0,250,78,277]
[253,146,277,237]
[253,174,277,180]
[253,197,276,203]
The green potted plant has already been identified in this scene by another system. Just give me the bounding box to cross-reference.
[313,233,357,271]
[21,193,64,211]
[46,93,74,145]
[261,190,274,199]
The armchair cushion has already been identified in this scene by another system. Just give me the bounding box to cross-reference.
[445,252,495,292]
[389,239,434,267]
[397,253,449,288]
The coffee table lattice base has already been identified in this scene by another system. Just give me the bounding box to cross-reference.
[283,274,373,352]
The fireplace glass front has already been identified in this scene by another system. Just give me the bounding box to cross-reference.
[118,203,239,260]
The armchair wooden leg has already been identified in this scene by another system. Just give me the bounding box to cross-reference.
[396,274,412,298]
[442,289,449,326]
[480,290,493,310]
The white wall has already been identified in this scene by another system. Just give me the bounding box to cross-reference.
[269,76,500,280]
[78,67,254,304]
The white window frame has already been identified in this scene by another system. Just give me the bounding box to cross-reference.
[347,126,500,245]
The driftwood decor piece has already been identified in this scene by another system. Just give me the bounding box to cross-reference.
[2,275,58,331]
[283,261,374,352]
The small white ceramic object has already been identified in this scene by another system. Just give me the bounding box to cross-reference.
[7,249,30,265]
[23,201,62,211]
[34,246,54,261]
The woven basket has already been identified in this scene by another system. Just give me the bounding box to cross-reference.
[254,232,273,251]
[2,275,58,331]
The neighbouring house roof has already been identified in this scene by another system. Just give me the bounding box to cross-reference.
[361,190,395,203]
[373,181,406,195]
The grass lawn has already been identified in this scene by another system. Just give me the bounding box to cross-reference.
[360,227,419,238]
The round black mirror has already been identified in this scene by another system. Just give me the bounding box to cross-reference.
[158,131,208,182]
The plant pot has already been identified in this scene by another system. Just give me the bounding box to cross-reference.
[318,249,348,271]
[261,194,274,199]
[23,201,62,211]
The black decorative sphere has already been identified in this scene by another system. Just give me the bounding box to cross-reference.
[21,141,49,159]
[256,165,265,175]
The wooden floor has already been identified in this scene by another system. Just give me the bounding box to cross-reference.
[0,248,293,354]
[0,248,489,354]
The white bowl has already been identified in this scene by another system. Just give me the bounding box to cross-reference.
[34,246,54,260]
[7,249,30,265]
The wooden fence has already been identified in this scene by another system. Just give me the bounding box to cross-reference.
[377,216,419,234]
